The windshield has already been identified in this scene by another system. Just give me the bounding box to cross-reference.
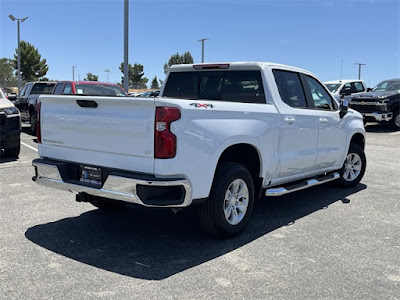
[75,84,126,96]
[31,83,56,94]
[372,80,400,92]
[324,83,341,93]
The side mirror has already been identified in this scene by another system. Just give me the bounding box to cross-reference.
[340,99,349,118]
[366,87,372,92]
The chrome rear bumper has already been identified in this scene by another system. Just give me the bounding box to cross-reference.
[32,159,192,208]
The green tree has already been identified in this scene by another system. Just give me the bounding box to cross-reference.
[84,73,99,81]
[151,76,160,89]
[0,58,17,87]
[163,51,194,75]
[13,41,48,81]
[119,63,148,89]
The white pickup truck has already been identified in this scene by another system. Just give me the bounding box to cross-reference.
[32,62,366,238]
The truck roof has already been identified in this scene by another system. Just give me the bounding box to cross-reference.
[170,62,314,75]
[324,79,365,84]
[26,81,57,84]
[57,81,121,86]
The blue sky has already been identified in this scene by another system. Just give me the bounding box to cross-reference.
[1,0,399,88]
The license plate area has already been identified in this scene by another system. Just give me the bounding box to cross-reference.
[79,165,103,187]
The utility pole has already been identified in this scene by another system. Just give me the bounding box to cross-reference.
[9,14,28,95]
[354,63,366,80]
[123,0,129,93]
[340,59,343,80]
[104,69,111,82]
[72,66,76,81]
[198,38,208,63]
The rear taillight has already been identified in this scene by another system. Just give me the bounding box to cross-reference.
[155,107,181,159]
[36,102,41,143]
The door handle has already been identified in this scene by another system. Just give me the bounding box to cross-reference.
[319,118,328,124]
[284,117,296,124]
[76,100,98,108]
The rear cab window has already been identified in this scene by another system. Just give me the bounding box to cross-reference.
[31,83,55,94]
[163,70,266,104]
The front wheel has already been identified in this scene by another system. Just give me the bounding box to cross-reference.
[337,144,366,188]
[390,110,400,130]
[198,162,255,238]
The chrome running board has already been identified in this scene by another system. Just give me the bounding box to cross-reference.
[265,172,340,196]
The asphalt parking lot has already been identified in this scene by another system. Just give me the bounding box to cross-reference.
[1,124,399,299]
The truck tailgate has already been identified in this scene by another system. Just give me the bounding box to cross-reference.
[39,95,155,174]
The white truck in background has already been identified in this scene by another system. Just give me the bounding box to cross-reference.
[32,62,366,238]
[324,79,368,102]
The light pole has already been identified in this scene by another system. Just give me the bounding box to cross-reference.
[123,0,129,93]
[72,66,77,80]
[9,14,28,95]
[104,69,111,82]
[198,38,208,63]
[354,63,366,80]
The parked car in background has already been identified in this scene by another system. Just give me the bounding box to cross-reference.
[324,79,367,101]
[14,81,56,133]
[1,87,17,101]
[128,92,144,97]
[139,90,160,97]
[52,81,127,97]
[0,88,21,157]
[349,78,400,129]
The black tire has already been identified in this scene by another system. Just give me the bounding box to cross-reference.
[4,143,21,158]
[89,196,127,210]
[29,110,37,135]
[390,110,400,130]
[337,143,366,188]
[198,162,254,238]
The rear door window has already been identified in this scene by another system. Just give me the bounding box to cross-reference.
[163,70,266,104]
[273,70,307,108]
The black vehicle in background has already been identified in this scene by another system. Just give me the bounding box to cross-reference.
[349,79,400,130]
[13,81,56,133]
[0,88,21,158]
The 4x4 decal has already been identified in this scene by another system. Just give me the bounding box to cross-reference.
[190,103,214,109]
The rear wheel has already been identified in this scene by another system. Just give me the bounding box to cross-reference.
[198,162,254,238]
[337,143,366,188]
[89,196,127,210]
